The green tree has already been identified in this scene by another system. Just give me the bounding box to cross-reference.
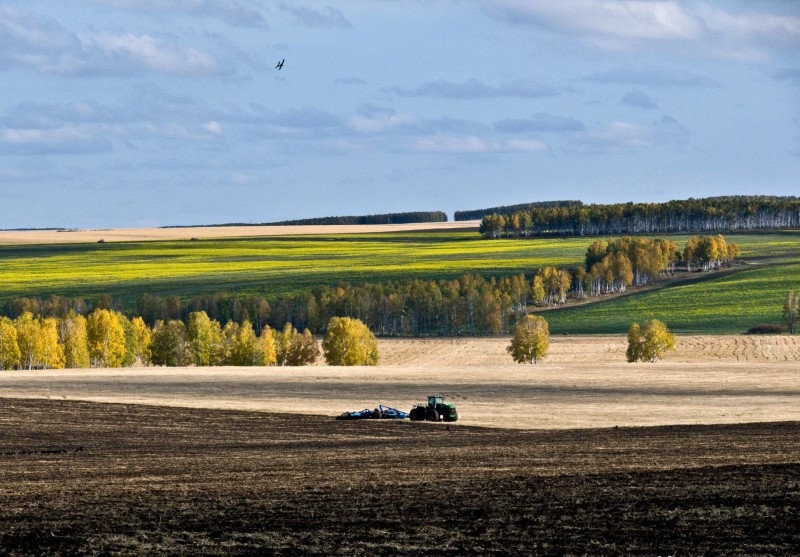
[59,311,90,368]
[783,290,800,334]
[322,317,378,366]
[274,323,319,366]
[627,319,676,362]
[0,316,21,370]
[507,315,549,364]
[150,319,191,367]
[86,309,127,367]
[625,322,643,363]
[222,320,272,366]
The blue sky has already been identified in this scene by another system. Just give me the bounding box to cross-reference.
[1,0,798,229]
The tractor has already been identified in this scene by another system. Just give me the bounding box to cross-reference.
[409,395,458,422]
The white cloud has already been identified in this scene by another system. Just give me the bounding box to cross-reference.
[280,4,352,28]
[579,121,652,151]
[80,32,219,76]
[349,111,417,134]
[0,125,114,154]
[414,135,548,154]
[488,0,704,42]
[414,135,489,153]
[390,79,557,99]
[488,0,800,60]
[94,0,267,28]
[205,121,223,135]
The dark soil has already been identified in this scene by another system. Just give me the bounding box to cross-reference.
[1,398,799,556]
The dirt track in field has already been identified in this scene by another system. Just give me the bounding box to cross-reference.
[1,399,798,556]
[2,335,799,430]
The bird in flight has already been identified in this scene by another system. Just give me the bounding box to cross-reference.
[275,59,284,70]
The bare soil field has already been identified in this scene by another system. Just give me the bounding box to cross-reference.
[2,335,798,430]
[0,221,480,244]
[1,399,798,555]
[2,336,799,554]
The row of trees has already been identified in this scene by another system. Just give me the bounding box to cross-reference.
[264,211,448,226]
[0,309,379,370]
[479,196,800,238]
[582,235,738,295]
[1,236,739,344]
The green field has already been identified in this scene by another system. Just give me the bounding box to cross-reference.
[1,230,798,334]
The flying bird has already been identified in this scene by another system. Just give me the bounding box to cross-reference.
[275,59,284,70]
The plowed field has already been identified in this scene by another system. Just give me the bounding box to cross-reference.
[2,335,799,554]
[1,399,798,556]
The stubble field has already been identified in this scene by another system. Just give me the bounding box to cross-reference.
[2,335,799,555]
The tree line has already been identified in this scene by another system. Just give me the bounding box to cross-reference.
[454,200,581,222]
[479,196,800,238]
[0,309,384,370]
[0,235,739,345]
[263,211,448,226]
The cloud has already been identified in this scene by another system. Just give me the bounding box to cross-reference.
[0,6,221,77]
[487,0,800,60]
[495,113,585,133]
[349,106,418,134]
[585,67,716,87]
[0,125,114,155]
[390,79,557,99]
[335,77,368,86]
[487,0,704,42]
[620,90,658,109]
[280,4,352,28]
[0,6,81,74]
[578,121,651,151]
[94,0,267,28]
[414,135,547,154]
[78,32,219,76]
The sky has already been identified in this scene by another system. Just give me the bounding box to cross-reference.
[1,0,799,229]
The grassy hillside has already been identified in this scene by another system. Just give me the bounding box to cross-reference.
[1,229,797,334]
[0,232,586,302]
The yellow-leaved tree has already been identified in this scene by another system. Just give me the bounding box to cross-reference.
[86,309,127,367]
[626,319,676,363]
[0,316,21,370]
[322,317,378,366]
[59,311,90,369]
[507,314,549,364]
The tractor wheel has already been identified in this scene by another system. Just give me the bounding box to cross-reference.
[409,407,423,421]
[426,408,439,422]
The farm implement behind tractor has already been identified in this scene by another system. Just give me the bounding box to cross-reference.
[336,405,409,420]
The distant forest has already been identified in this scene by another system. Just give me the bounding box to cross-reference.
[478,196,800,238]
[264,211,448,226]
[454,200,582,221]
[163,211,448,228]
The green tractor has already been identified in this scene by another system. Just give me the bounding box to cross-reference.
[409,395,458,422]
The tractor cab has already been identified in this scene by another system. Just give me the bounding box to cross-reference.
[428,395,444,408]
